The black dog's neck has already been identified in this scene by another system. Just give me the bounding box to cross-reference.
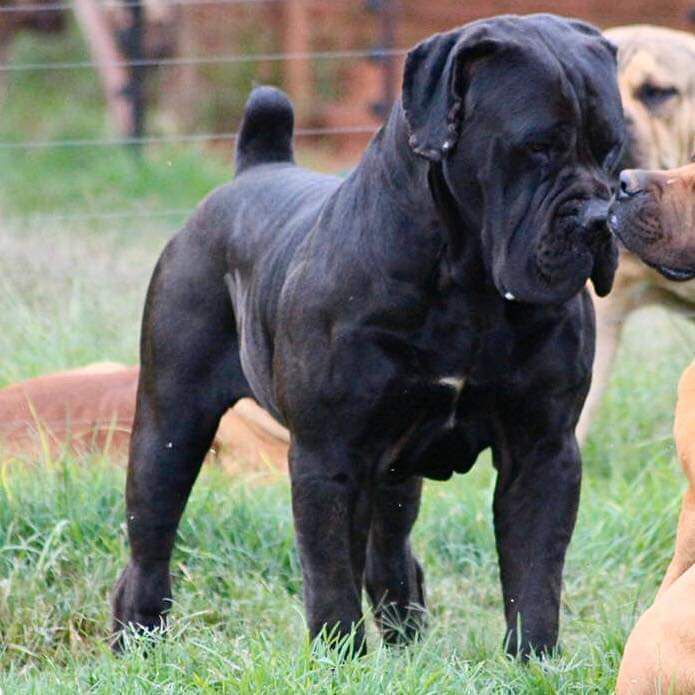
[369,104,432,211]
[362,102,486,289]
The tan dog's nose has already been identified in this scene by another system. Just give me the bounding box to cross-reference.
[618,170,644,198]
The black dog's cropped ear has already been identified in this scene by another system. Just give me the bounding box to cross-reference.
[402,25,513,161]
[590,237,619,297]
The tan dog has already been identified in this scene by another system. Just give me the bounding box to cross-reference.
[578,26,695,442]
[617,362,695,694]
[609,163,695,692]
[0,363,289,474]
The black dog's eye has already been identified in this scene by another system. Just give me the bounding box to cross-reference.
[526,142,553,162]
[636,83,679,109]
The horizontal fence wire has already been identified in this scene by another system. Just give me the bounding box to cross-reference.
[4,208,194,224]
[0,47,406,72]
[0,124,380,150]
[0,5,387,224]
[0,0,291,13]
[1,124,378,224]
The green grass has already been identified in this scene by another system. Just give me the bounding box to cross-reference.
[0,330,691,693]
[2,22,695,694]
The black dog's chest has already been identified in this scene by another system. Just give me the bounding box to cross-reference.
[379,373,493,481]
[376,327,514,482]
[378,301,583,481]
[406,291,518,387]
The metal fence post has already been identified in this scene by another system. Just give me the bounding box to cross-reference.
[119,1,146,152]
[366,0,399,120]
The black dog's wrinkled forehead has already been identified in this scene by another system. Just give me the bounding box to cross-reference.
[468,14,624,142]
[403,13,625,162]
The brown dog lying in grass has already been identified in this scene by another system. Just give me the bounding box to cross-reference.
[0,363,289,475]
[611,163,695,693]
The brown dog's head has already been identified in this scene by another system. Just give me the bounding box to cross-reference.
[606,25,695,170]
[608,162,695,281]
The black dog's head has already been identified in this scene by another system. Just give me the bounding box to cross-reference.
[403,14,626,304]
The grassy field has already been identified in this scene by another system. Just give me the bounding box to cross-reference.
[2,25,695,695]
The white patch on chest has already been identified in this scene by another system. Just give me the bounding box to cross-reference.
[438,376,465,391]
[437,376,466,428]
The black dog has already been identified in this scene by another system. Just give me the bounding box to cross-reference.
[112,14,625,658]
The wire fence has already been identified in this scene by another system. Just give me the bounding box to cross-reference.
[0,0,693,381]
[0,47,407,73]
[0,0,292,13]
[2,0,694,230]
[1,123,378,223]
[0,0,401,226]
[0,125,379,150]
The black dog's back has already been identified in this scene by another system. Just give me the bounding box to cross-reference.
[235,86,295,173]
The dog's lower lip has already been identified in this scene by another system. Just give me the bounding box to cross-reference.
[654,264,695,282]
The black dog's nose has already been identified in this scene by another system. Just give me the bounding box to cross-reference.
[618,170,644,199]
[581,199,610,236]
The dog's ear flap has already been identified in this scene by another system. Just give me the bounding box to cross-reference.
[590,237,619,297]
[568,19,618,61]
[402,26,509,161]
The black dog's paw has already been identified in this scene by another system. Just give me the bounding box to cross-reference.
[311,621,368,660]
[110,562,171,653]
[376,600,427,647]
[368,555,427,646]
[503,626,559,662]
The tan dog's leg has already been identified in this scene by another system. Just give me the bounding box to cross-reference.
[576,285,635,444]
[577,257,685,445]
[616,363,695,694]
[658,487,695,596]
[658,362,695,596]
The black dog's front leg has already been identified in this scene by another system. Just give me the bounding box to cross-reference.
[492,433,581,659]
[365,476,426,644]
[290,444,367,654]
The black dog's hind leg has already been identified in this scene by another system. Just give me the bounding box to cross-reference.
[111,233,251,649]
[492,430,581,660]
[365,477,426,644]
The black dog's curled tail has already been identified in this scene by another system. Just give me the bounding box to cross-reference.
[235,86,295,173]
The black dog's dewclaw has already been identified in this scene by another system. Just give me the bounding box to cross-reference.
[112,14,625,660]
